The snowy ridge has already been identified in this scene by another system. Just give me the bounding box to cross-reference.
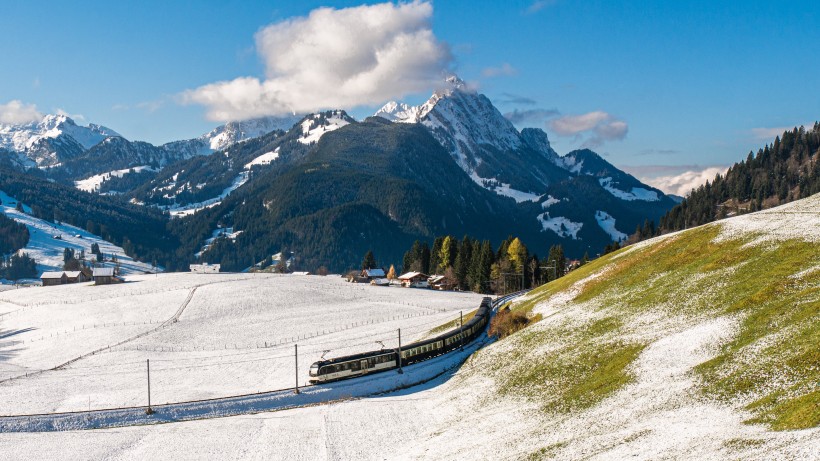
[0,114,120,167]
[161,114,301,159]
[0,190,157,275]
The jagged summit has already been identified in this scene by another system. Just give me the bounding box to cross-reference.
[0,114,121,167]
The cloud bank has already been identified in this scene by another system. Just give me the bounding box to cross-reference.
[0,100,42,125]
[182,1,452,121]
[621,164,729,197]
[548,111,628,147]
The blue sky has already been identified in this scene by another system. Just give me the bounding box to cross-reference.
[2,1,818,192]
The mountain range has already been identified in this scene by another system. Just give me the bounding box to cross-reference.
[0,78,678,272]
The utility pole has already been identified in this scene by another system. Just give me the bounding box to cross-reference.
[295,344,300,394]
[397,328,403,374]
[146,359,153,415]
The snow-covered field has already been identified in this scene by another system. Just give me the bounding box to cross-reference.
[0,190,156,275]
[0,274,484,414]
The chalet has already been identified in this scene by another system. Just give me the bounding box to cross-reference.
[41,271,68,286]
[352,268,385,283]
[93,267,121,285]
[190,263,221,274]
[398,271,429,288]
[64,271,91,284]
[360,268,386,280]
[428,275,456,291]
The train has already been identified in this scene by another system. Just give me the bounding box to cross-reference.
[308,296,494,383]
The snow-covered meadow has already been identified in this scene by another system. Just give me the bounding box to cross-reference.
[0,273,484,414]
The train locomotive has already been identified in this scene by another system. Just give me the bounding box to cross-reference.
[308,296,493,383]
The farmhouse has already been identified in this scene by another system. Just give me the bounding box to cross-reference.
[93,267,122,285]
[360,268,385,280]
[64,270,91,284]
[41,271,68,286]
[428,275,456,291]
[398,271,429,288]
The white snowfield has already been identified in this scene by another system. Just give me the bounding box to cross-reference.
[0,274,485,416]
[74,165,156,193]
[0,190,156,276]
[599,177,660,201]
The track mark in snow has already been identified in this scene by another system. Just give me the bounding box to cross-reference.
[1,284,205,384]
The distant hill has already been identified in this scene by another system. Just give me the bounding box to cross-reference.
[660,123,820,231]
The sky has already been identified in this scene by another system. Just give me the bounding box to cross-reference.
[2,0,819,195]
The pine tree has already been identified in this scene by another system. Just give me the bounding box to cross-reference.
[387,264,397,280]
[361,250,377,270]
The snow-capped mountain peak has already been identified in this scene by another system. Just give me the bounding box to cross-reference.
[0,114,122,167]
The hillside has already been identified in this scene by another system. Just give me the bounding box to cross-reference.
[458,191,819,458]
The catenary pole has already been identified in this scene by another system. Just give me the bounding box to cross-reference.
[146,359,153,414]
[397,328,403,374]
[460,311,464,350]
[295,344,300,394]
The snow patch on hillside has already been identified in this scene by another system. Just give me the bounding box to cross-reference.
[74,166,156,192]
[541,195,561,209]
[244,147,280,169]
[595,210,628,242]
[166,172,249,218]
[297,112,350,145]
[469,172,541,203]
[537,212,583,239]
[600,177,660,201]
[0,190,157,275]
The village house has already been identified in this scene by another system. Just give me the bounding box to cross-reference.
[354,268,385,283]
[398,271,429,288]
[428,274,456,291]
[64,270,91,284]
[93,267,122,285]
[41,271,68,286]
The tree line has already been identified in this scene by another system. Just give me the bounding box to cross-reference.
[659,123,820,233]
[381,235,574,294]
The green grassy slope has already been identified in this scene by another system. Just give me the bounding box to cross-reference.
[483,198,819,431]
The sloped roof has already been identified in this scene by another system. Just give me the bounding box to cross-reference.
[363,268,386,277]
[93,267,115,277]
[429,275,446,283]
[64,271,83,278]
[398,271,428,280]
[41,271,65,279]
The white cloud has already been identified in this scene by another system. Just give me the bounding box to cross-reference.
[482,63,517,78]
[181,1,452,121]
[621,164,729,197]
[0,100,43,125]
[548,111,628,147]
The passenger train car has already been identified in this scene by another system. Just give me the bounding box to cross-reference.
[309,296,494,383]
